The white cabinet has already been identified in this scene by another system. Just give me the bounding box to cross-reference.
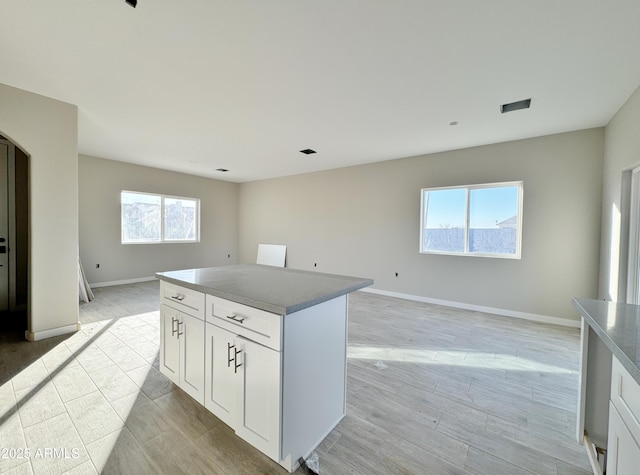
[205,293,283,460]
[607,402,640,474]
[235,335,281,459]
[159,281,205,404]
[178,312,205,403]
[203,322,236,426]
[205,293,348,472]
[160,304,180,384]
[205,324,281,460]
[159,280,349,473]
[160,281,205,318]
[606,357,640,475]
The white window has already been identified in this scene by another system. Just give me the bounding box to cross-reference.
[420,181,523,258]
[121,191,200,244]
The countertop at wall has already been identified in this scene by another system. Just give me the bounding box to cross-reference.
[573,297,640,385]
[156,264,373,315]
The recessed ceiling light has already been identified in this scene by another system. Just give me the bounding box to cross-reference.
[216,168,229,172]
[300,149,317,155]
[501,98,531,113]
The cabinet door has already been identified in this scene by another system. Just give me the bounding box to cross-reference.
[179,313,205,404]
[235,336,281,461]
[204,323,236,427]
[607,402,640,475]
[159,304,180,385]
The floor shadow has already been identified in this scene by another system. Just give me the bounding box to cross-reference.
[0,330,71,386]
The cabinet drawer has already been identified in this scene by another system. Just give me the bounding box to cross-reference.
[161,281,205,319]
[611,356,640,446]
[206,295,282,351]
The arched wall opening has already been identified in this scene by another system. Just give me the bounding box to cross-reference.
[0,82,79,341]
[0,134,29,333]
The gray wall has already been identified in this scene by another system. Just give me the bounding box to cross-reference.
[239,129,604,322]
[0,83,79,337]
[599,84,640,301]
[79,155,238,284]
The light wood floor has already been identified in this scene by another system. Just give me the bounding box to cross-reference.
[0,281,591,474]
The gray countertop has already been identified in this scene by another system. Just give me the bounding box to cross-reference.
[155,264,374,315]
[573,297,640,384]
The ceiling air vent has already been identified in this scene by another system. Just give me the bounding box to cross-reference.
[500,98,531,113]
[300,149,317,155]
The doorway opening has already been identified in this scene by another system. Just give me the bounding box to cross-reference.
[0,135,29,332]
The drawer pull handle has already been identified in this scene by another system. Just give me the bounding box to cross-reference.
[171,295,185,301]
[226,314,245,324]
[234,348,243,374]
[177,321,184,337]
[227,342,234,367]
[171,316,178,336]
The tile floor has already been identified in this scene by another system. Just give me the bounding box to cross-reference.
[0,281,283,475]
[0,281,593,474]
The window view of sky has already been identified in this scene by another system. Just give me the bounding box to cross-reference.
[424,188,466,228]
[424,185,519,229]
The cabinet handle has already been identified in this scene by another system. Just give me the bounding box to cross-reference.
[177,320,184,337]
[171,294,185,301]
[227,342,235,367]
[171,316,178,336]
[226,314,245,324]
[234,348,243,374]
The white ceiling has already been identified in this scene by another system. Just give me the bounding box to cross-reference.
[2,0,640,183]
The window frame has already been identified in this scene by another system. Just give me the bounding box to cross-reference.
[121,190,200,244]
[419,181,523,259]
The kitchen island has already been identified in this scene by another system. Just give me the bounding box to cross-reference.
[155,264,373,472]
[573,298,640,474]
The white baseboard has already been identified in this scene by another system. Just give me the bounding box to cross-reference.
[26,323,81,341]
[90,276,157,288]
[360,287,581,328]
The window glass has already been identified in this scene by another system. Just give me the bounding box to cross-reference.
[420,182,522,258]
[164,197,198,241]
[469,186,519,254]
[121,192,161,243]
[422,188,466,253]
[121,191,200,244]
